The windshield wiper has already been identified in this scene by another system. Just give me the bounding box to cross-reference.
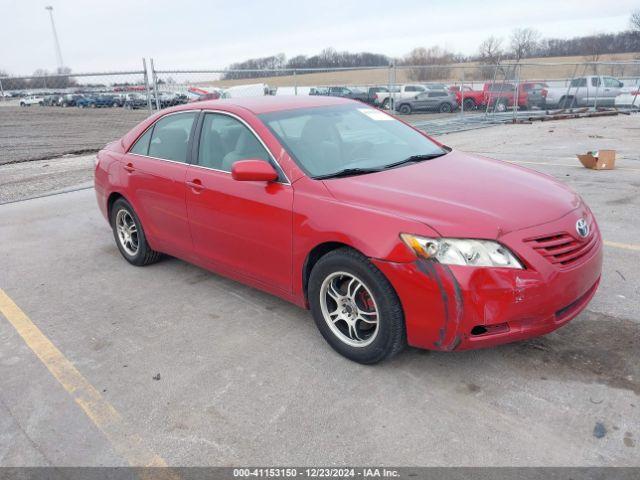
[314,167,383,180]
[382,153,447,170]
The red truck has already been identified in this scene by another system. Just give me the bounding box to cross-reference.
[450,82,547,111]
[483,82,547,111]
[449,85,485,110]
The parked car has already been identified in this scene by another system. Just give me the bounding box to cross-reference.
[95,96,602,364]
[19,95,44,106]
[374,84,429,109]
[449,85,485,110]
[326,86,369,102]
[189,92,221,103]
[614,88,640,108]
[123,93,150,110]
[545,76,624,108]
[58,94,84,107]
[42,94,62,106]
[395,90,458,114]
[310,87,329,96]
[76,95,116,108]
[365,86,388,105]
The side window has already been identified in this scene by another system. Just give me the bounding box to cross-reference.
[198,113,271,172]
[405,86,417,92]
[570,78,587,87]
[603,77,618,88]
[591,77,601,87]
[129,128,153,155]
[148,112,197,163]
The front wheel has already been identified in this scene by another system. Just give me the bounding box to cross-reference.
[110,198,162,266]
[308,248,406,364]
[398,104,412,115]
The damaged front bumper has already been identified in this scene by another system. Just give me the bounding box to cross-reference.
[372,212,603,351]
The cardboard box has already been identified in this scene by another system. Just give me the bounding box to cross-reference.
[576,150,616,170]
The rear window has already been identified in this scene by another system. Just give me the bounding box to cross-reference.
[130,128,153,155]
[147,112,197,163]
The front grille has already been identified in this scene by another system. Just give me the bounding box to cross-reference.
[525,228,598,267]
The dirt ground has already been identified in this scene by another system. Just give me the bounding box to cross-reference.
[0,106,149,165]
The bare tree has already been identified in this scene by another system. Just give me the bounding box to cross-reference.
[403,46,454,81]
[510,28,540,60]
[631,10,640,31]
[478,36,503,63]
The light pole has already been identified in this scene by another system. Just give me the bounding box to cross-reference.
[45,6,64,71]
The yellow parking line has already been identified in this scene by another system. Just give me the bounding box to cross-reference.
[604,240,640,252]
[0,288,169,470]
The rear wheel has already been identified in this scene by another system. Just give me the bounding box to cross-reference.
[308,248,405,364]
[439,102,453,113]
[560,96,577,109]
[110,198,162,266]
[398,104,412,115]
[494,99,508,112]
[463,98,476,110]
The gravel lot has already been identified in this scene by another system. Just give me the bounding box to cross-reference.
[0,105,149,165]
[0,111,638,467]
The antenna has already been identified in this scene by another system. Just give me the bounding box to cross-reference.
[45,6,65,71]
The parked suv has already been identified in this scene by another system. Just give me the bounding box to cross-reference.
[395,90,458,114]
[19,95,44,106]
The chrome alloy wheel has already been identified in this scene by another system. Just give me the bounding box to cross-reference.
[319,272,379,348]
[115,209,139,256]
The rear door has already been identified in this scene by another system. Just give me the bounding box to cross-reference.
[185,111,293,293]
[122,111,198,256]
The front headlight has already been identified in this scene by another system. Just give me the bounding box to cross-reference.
[400,234,524,269]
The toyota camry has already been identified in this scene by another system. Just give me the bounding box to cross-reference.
[94,96,602,364]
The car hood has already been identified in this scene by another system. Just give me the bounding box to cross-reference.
[322,150,581,239]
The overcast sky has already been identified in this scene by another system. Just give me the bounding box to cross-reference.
[1,0,637,74]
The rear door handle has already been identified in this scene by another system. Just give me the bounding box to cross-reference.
[123,162,135,173]
[186,179,205,192]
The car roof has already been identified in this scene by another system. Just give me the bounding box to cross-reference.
[183,95,353,114]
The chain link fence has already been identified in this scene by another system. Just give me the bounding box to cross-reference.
[2,59,639,163]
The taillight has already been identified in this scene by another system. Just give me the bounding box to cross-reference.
[542,89,548,97]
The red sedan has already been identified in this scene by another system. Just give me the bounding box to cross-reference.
[94,96,602,363]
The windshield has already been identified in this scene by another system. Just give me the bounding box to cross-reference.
[259,104,447,178]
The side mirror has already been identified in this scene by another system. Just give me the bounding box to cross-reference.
[619,81,624,87]
[231,160,279,182]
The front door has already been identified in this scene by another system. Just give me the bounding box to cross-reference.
[185,112,293,294]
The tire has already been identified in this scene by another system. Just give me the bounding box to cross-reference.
[560,96,576,109]
[439,102,453,113]
[462,98,476,110]
[20,102,25,107]
[110,198,162,266]
[308,248,406,364]
[494,99,508,112]
[398,104,412,115]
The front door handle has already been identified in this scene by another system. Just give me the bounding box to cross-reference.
[186,179,205,193]
[123,162,135,173]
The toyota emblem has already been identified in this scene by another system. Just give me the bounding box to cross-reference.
[576,218,589,238]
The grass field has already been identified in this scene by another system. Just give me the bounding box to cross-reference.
[204,52,640,89]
